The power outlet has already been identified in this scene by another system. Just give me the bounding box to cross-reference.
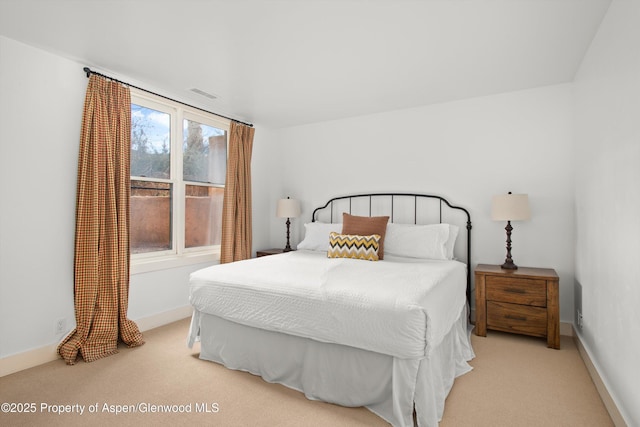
[575,280,583,331]
[55,318,67,335]
[577,310,584,330]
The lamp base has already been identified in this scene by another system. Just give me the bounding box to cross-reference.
[501,260,518,270]
[501,220,518,270]
[283,218,293,253]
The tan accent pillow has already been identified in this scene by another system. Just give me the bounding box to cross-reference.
[342,213,389,259]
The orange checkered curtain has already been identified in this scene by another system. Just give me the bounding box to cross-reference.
[220,122,255,263]
[58,75,144,365]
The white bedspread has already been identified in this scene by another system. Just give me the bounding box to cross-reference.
[189,250,467,359]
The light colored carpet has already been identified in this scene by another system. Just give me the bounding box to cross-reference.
[0,318,613,426]
[441,331,613,427]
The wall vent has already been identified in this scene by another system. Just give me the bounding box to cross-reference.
[189,88,218,100]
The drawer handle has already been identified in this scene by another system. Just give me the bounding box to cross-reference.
[505,314,527,322]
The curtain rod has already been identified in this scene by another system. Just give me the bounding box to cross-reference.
[82,67,253,128]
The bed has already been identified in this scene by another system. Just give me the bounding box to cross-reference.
[187,193,474,427]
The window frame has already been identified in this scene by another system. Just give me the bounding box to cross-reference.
[130,90,229,274]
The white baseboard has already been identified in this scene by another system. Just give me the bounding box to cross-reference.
[0,305,193,378]
[0,343,59,378]
[573,330,628,427]
[560,321,574,337]
[134,305,193,332]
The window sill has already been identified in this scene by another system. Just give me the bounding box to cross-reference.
[131,250,220,275]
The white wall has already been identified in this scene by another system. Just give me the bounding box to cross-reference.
[0,35,274,360]
[250,126,277,252]
[0,36,82,358]
[573,1,640,424]
[272,85,576,321]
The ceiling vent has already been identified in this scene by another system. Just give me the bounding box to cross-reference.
[189,88,218,100]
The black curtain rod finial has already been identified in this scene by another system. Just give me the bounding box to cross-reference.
[83,67,92,78]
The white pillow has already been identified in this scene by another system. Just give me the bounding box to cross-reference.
[445,224,459,260]
[296,222,342,252]
[384,223,456,260]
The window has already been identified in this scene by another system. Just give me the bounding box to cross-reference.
[130,91,228,272]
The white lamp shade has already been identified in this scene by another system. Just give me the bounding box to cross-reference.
[491,193,531,221]
[276,198,301,218]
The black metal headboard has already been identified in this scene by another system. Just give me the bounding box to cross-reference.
[311,193,473,305]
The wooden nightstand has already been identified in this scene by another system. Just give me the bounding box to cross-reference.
[475,264,560,349]
[256,248,288,257]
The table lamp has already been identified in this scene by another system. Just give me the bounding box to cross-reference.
[276,197,301,252]
[491,192,530,270]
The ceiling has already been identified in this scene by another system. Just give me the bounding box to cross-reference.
[0,0,611,128]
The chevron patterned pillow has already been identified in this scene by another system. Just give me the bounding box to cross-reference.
[327,232,381,261]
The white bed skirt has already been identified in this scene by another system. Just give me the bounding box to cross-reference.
[188,304,474,427]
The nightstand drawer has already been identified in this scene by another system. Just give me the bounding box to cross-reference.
[487,301,547,337]
[486,276,546,307]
